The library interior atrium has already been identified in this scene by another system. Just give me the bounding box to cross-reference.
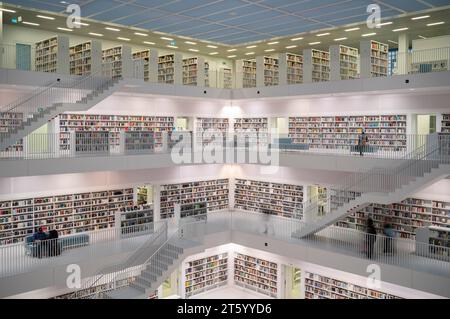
[0,0,449,300]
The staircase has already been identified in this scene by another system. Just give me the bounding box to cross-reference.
[294,135,450,238]
[0,73,123,151]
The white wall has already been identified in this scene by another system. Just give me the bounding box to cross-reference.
[413,178,450,201]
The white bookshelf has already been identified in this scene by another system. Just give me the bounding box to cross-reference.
[182,57,209,87]
[223,68,233,89]
[158,53,182,85]
[234,179,304,219]
[58,113,174,151]
[330,45,359,80]
[75,131,110,154]
[303,49,330,83]
[35,36,69,74]
[184,252,228,298]
[360,40,388,78]
[236,59,256,88]
[159,179,229,219]
[442,114,450,133]
[0,112,24,153]
[195,117,230,146]
[102,45,132,79]
[70,40,102,76]
[257,56,279,86]
[286,53,303,84]
[234,253,278,298]
[288,114,407,151]
[304,271,402,299]
[133,50,151,82]
[336,197,450,240]
[0,188,134,245]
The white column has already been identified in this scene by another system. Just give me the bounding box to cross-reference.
[90,40,103,75]
[255,55,265,87]
[302,49,313,83]
[120,45,133,78]
[235,60,244,89]
[329,45,341,81]
[173,53,183,85]
[397,33,410,75]
[0,10,3,69]
[153,185,161,223]
[359,40,372,79]
[148,48,159,83]
[56,35,70,75]
[196,56,205,87]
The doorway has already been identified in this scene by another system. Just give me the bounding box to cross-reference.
[16,43,31,71]
[176,117,189,131]
[417,114,436,135]
[136,185,153,205]
[308,185,328,216]
[284,265,301,299]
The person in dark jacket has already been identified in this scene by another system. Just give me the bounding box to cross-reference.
[358,130,368,156]
[366,218,377,259]
[383,222,395,254]
[33,227,47,241]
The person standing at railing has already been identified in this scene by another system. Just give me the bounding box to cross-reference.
[32,227,48,258]
[365,217,377,259]
[383,222,395,255]
[358,129,368,157]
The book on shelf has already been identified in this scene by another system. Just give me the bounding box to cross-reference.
[35,36,69,74]
[286,53,303,84]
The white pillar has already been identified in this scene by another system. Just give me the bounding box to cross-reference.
[277,53,287,86]
[148,48,159,83]
[153,185,161,223]
[397,33,410,75]
[302,49,313,83]
[360,40,372,79]
[329,45,341,81]
[256,55,265,87]
[173,53,183,85]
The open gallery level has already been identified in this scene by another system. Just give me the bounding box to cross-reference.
[0,0,449,300]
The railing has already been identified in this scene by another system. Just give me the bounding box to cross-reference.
[2,42,449,90]
[0,132,445,161]
[0,221,156,278]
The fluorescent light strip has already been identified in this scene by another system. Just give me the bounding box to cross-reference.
[188,48,199,52]
[227,55,237,58]
[74,21,89,26]
[308,41,321,45]
[286,45,297,49]
[388,40,398,44]
[207,45,218,48]
[267,41,279,45]
[393,27,408,32]
[134,32,148,36]
[105,27,120,32]
[144,41,155,45]
[37,15,55,20]
[264,49,275,52]
[209,52,219,55]
[118,37,130,41]
[245,52,255,55]
[185,41,197,45]
[22,21,40,26]
[361,32,376,37]
[345,27,360,32]
[89,32,104,37]
[418,35,427,39]
[377,21,393,26]
[0,8,16,13]
[316,32,330,37]
[227,49,237,52]
[291,37,303,41]
[427,22,444,26]
[57,27,73,32]
[246,45,257,48]
[167,45,178,49]
[161,37,174,41]
[333,37,347,41]
[412,15,430,20]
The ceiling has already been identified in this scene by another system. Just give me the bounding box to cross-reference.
[3,0,450,45]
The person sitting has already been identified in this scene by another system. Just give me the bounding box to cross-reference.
[32,227,48,258]
[33,227,47,241]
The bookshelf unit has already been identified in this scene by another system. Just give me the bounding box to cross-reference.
[181,202,207,219]
[442,114,450,133]
[75,131,110,155]
[223,68,233,89]
[234,179,304,219]
[0,112,24,153]
[35,36,69,74]
[361,40,388,78]
[133,50,150,82]
[257,56,279,86]
[288,114,407,151]
[158,54,183,84]
[185,252,228,298]
[303,49,330,82]
[234,253,278,298]
[58,114,174,151]
[286,53,303,84]
[330,45,359,80]
[159,179,229,219]
[0,188,133,245]
[304,271,402,299]
[102,45,132,79]
[182,57,209,87]
[195,117,230,146]
[336,197,450,240]
[236,59,257,88]
[234,117,269,145]
[120,206,153,233]
[70,40,102,76]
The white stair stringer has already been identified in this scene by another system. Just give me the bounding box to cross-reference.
[293,163,450,238]
[104,239,205,299]
[0,78,124,151]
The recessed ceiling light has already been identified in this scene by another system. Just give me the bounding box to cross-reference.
[57,27,73,32]
[37,15,55,20]
[0,8,16,13]
[153,31,166,35]
[188,48,199,52]
[286,45,297,49]
[161,36,174,41]
[333,37,347,41]
[264,49,275,52]
[361,32,376,37]
[105,27,120,32]
[418,35,427,39]
[290,37,303,41]
[207,45,218,48]
[388,40,398,44]
[345,27,360,32]
[22,21,40,26]
[227,49,237,52]
[209,52,219,55]
[393,27,408,32]
[246,45,257,49]
[376,21,393,26]
[427,21,445,26]
[117,37,130,41]
[308,41,321,45]
[144,41,155,45]
[89,32,104,37]
[316,32,330,37]
[227,55,237,58]
[185,41,197,45]
[134,32,148,36]
[412,15,430,20]
[167,45,178,49]
[73,21,89,26]
[267,41,279,45]
[245,52,255,55]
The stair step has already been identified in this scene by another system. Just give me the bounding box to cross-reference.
[140,271,158,282]
[135,276,154,288]
[130,281,147,293]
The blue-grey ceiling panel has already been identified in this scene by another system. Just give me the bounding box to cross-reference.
[90,5,145,21]
[79,0,123,17]
[204,5,267,22]
[217,9,285,26]
[380,0,431,12]
[113,10,169,25]
[422,0,450,6]
[5,0,64,11]
[132,0,177,8]
[157,20,208,33]
[180,0,249,18]
[177,24,226,36]
[254,20,315,34]
[238,15,302,29]
[269,23,327,36]
[156,0,216,13]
